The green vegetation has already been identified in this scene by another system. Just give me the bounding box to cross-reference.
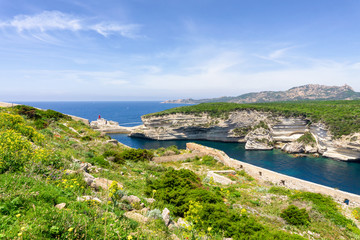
[146,169,303,239]
[296,132,316,146]
[280,205,310,226]
[153,145,180,156]
[0,104,359,239]
[232,121,269,137]
[145,100,360,138]
[290,192,354,227]
[233,126,253,137]
[118,148,154,162]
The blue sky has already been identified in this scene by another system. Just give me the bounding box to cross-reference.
[1,0,360,101]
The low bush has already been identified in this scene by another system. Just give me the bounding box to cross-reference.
[103,149,125,164]
[146,169,222,216]
[146,169,304,239]
[297,132,316,146]
[86,156,110,168]
[201,155,218,166]
[268,186,291,195]
[291,192,354,227]
[280,205,310,226]
[119,149,154,162]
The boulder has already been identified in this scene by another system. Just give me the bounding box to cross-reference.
[124,211,149,223]
[144,198,156,204]
[106,139,119,145]
[162,208,171,226]
[282,142,304,153]
[177,218,190,228]
[83,172,95,185]
[282,142,318,154]
[122,195,141,204]
[55,203,66,210]
[90,178,122,190]
[77,196,102,203]
[206,171,236,185]
[140,207,149,215]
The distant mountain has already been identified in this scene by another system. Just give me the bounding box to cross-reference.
[162,84,360,104]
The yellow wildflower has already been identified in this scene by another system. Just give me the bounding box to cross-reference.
[18,232,22,237]
[68,227,74,232]
[16,214,21,218]
[241,208,247,215]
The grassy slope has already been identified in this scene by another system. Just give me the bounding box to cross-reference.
[0,105,359,239]
[145,100,360,138]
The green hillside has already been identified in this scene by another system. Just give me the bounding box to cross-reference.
[145,100,360,138]
[0,105,360,239]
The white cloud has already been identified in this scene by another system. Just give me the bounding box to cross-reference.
[90,23,140,38]
[0,11,140,38]
[256,46,297,65]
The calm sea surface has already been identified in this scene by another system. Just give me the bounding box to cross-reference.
[17,101,360,195]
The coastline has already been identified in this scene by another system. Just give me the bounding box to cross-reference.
[187,142,360,207]
[0,101,90,125]
[3,101,360,204]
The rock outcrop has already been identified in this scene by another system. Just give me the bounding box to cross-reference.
[245,128,273,150]
[130,111,271,142]
[282,142,318,154]
[130,110,360,161]
[90,118,142,134]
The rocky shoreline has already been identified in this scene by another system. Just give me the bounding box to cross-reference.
[90,118,143,134]
[128,111,360,161]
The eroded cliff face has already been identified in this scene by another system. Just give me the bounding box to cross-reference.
[130,111,271,142]
[129,111,360,161]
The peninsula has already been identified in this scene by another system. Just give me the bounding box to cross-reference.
[130,100,360,161]
[163,84,360,104]
[1,103,360,239]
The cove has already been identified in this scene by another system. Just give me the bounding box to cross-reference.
[110,133,360,196]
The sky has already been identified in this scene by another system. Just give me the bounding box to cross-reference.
[1,0,360,101]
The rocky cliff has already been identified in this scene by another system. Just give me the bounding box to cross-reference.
[130,111,360,161]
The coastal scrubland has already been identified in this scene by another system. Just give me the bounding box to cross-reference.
[0,105,360,239]
[145,100,360,138]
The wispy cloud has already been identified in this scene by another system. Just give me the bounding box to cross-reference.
[256,46,297,64]
[0,11,140,38]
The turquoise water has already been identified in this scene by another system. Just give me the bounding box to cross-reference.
[110,134,360,195]
[16,101,360,195]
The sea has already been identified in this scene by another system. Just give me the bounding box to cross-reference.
[16,101,360,195]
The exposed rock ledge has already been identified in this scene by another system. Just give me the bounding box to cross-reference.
[90,118,143,134]
[129,111,360,161]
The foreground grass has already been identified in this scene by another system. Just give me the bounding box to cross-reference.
[0,105,359,239]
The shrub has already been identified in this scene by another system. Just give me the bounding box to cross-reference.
[0,130,34,173]
[297,132,316,146]
[201,155,217,166]
[119,149,154,162]
[268,186,291,195]
[280,205,310,226]
[103,149,125,164]
[147,209,162,219]
[146,169,222,216]
[86,156,110,168]
[291,192,354,227]
[0,113,45,144]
